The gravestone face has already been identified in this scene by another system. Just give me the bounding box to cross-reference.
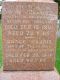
[2,1,58,70]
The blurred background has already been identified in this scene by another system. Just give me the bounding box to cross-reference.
[0,0,60,74]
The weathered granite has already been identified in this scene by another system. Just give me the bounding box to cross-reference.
[2,1,58,70]
[0,69,59,80]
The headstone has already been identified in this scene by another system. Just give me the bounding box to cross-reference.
[2,1,58,70]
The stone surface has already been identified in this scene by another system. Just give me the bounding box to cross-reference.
[4,0,54,2]
[0,70,59,80]
[2,2,58,70]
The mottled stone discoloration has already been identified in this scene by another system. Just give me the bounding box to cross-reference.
[2,2,58,70]
[0,70,59,80]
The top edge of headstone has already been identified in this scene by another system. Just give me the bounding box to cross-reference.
[3,0,57,3]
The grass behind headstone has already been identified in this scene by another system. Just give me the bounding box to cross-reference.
[56,38,60,74]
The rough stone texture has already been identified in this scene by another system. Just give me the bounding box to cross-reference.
[2,2,58,70]
[0,70,59,80]
[5,0,54,2]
